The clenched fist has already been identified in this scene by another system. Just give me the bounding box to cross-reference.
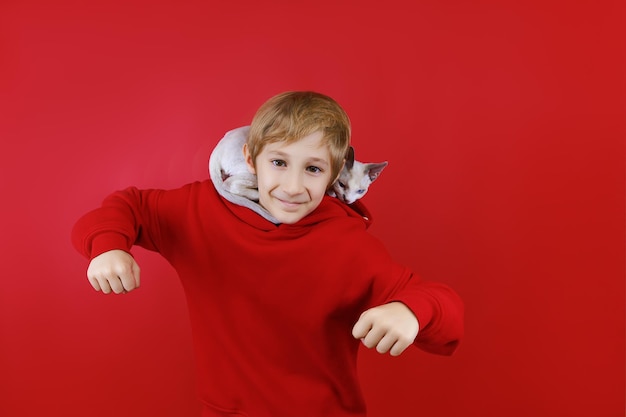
[87,249,141,294]
[352,302,419,356]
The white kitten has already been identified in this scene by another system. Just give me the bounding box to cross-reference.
[208,126,258,201]
[208,126,281,222]
[209,127,387,215]
[328,146,388,204]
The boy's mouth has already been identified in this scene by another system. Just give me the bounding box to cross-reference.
[278,198,302,206]
[274,196,307,210]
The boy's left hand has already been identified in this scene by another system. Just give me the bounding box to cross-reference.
[352,302,419,356]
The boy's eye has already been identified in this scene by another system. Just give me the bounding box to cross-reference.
[307,166,322,174]
[272,160,286,167]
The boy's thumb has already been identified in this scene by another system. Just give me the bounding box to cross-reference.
[351,313,372,340]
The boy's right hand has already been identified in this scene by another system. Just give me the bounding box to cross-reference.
[87,250,141,294]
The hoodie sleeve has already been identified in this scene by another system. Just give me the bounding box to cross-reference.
[389,266,464,356]
[71,186,167,260]
[361,237,464,356]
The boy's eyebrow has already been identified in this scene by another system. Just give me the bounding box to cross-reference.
[267,151,330,166]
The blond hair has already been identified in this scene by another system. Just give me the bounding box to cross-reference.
[247,91,351,183]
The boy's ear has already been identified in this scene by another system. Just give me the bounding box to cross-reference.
[242,143,256,174]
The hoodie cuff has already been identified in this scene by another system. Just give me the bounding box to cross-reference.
[389,292,435,335]
[89,233,132,260]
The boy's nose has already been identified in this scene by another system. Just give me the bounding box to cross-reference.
[282,172,305,196]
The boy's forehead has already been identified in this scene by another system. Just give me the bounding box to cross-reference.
[263,132,331,161]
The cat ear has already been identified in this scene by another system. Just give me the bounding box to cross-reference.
[345,146,355,169]
[367,162,388,182]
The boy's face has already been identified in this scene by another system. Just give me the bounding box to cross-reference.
[244,131,333,224]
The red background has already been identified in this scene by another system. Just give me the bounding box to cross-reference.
[1,1,624,416]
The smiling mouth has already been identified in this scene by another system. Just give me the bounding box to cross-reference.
[275,197,306,210]
[279,199,301,206]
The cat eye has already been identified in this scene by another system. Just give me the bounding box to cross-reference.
[338,182,345,188]
[357,189,365,194]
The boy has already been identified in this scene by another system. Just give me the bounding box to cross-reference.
[72,91,463,417]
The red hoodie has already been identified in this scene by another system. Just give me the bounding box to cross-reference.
[72,180,463,417]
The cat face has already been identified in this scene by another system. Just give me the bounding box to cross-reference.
[331,161,388,204]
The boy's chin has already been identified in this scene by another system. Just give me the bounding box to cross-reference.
[271,211,307,225]
[265,206,314,225]
[259,195,322,224]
